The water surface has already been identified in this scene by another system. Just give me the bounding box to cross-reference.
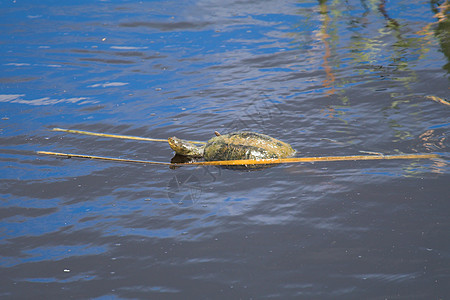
[1,0,449,299]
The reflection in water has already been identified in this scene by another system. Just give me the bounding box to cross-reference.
[378,0,400,28]
[405,129,449,175]
[289,0,449,157]
[170,154,197,165]
[317,0,336,95]
[167,172,203,207]
[419,129,446,152]
[432,0,450,71]
[417,0,450,71]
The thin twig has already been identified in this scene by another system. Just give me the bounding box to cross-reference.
[36,151,173,165]
[51,128,207,144]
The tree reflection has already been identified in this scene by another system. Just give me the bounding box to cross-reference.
[378,0,399,28]
[288,0,448,165]
[430,0,450,72]
[317,0,336,95]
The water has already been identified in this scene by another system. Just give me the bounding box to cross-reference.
[1,0,449,299]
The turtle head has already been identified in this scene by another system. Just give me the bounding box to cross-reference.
[168,137,204,157]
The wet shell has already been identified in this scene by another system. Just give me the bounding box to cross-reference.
[203,131,295,161]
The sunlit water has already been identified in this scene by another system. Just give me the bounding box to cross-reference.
[1,0,449,299]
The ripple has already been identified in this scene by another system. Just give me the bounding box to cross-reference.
[0,94,97,106]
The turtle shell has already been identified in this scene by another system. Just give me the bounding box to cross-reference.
[203,131,295,161]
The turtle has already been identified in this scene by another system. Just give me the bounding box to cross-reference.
[168,131,296,161]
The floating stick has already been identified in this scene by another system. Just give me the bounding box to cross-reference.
[189,153,440,166]
[425,95,450,106]
[36,151,173,165]
[51,128,206,144]
[37,151,440,167]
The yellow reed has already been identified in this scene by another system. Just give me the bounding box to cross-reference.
[51,128,206,144]
[37,151,440,166]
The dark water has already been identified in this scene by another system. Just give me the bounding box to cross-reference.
[1,0,449,299]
